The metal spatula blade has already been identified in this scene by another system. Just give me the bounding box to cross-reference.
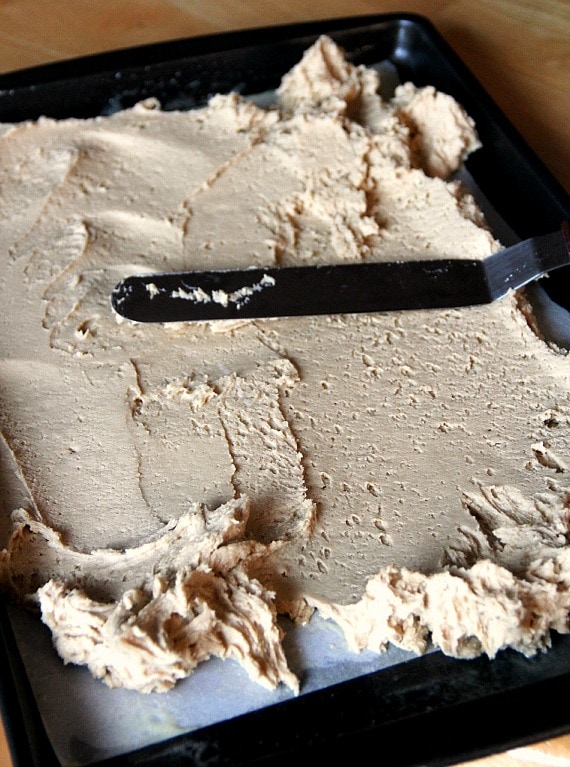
[111,222,570,323]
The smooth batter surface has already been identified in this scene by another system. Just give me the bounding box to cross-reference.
[0,36,568,694]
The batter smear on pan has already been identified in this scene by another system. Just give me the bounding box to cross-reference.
[0,36,568,693]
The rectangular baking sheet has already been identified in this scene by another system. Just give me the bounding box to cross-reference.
[1,13,570,767]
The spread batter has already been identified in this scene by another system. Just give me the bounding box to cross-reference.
[0,36,568,694]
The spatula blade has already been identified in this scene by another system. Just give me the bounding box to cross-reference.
[111,225,570,323]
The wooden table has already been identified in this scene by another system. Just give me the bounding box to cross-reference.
[0,2,568,766]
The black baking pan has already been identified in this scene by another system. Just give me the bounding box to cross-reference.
[1,13,570,767]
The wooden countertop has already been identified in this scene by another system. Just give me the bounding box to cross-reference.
[0,2,568,766]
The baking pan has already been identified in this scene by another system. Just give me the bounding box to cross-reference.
[1,13,570,767]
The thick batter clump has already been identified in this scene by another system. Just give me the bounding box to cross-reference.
[0,36,568,694]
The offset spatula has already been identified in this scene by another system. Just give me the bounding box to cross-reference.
[111,222,570,323]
